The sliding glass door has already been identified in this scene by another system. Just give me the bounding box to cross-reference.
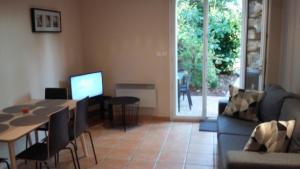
[174,0,243,119]
[173,0,268,119]
[176,0,205,118]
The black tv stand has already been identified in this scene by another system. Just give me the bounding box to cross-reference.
[87,95,112,126]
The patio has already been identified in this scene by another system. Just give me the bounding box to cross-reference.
[177,96,226,118]
[177,75,239,118]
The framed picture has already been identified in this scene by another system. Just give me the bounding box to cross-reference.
[31,8,61,33]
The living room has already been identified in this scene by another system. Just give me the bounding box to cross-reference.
[0,0,299,169]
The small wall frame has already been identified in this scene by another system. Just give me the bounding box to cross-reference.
[31,8,62,33]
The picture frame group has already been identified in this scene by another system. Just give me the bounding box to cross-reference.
[31,8,61,33]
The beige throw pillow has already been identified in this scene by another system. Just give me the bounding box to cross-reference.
[223,85,264,121]
[244,120,295,152]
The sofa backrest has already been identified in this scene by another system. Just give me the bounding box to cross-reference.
[279,98,300,153]
[259,85,292,122]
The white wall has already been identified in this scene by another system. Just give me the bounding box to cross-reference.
[0,0,83,108]
[80,0,171,117]
[279,0,300,94]
[265,0,283,85]
[0,0,83,160]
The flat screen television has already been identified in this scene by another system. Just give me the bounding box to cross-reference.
[70,71,103,100]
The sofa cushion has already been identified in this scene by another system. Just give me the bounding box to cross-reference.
[218,134,249,169]
[223,85,264,121]
[279,98,300,153]
[244,120,295,152]
[259,85,291,122]
[218,115,259,136]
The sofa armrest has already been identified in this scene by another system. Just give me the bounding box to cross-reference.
[218,97,228,115]
[226,151,300,169]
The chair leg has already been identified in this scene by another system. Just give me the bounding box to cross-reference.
[54,153,57,167]
[25,134,30,165]
[70,141,81,169]
[178,92,180,112]
[57,152,60,165]
[43,161,50,169]
[187,90,192,110]
[85,131,98,164]
[66,147,77,169]
[25,135,28,149]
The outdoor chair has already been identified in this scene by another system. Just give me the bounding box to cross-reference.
[179,74,192,110]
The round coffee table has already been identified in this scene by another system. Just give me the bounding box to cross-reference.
[105,97,140,131]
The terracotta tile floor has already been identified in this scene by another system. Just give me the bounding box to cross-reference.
[17,118,218,169]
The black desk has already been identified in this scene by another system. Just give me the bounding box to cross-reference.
[105,97,140,131]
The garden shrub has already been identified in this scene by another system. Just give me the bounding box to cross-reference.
[209,0,241,74]
[177,0,241,89]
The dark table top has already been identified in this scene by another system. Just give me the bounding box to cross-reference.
[105,97,140,105]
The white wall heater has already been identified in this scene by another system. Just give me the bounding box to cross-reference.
[115,83,157,108]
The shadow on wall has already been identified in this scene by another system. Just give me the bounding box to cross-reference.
[8,80,69,107]
[59,80,68,89]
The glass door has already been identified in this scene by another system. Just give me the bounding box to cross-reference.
[205,0,243,118]
[176,0,205,118]
[175,0,244,119]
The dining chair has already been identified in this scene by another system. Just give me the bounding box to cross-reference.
[17,107,77,169]
[26,88,68,150]
[0,158,10,169]
[69,97,98,169]
[38,88,68,135]
[45,88,68,100]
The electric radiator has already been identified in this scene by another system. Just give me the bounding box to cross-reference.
[115,83,157,108]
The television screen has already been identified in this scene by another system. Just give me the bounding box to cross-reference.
[70,72,103,100]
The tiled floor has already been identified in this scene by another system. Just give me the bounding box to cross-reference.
[18,118,218,169]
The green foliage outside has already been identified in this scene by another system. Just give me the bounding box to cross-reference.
[177,0,241,89]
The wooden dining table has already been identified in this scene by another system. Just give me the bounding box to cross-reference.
[0,99,90,169]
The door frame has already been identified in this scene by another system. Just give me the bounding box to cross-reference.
[170,0,205,121]
[259,0,269,90]
[243,0,269,90]
[169,0,177,121]
[240,0,248,89]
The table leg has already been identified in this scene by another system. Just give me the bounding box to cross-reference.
[8,141,17,169]
[122,104,126,132]
[80,134,89,157]
[136,106,139,125]
[109,104,114,127]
